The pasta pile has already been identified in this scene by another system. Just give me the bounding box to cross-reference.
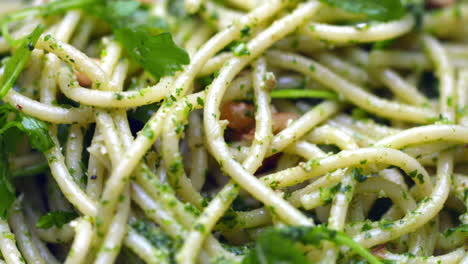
[0,0,467,263]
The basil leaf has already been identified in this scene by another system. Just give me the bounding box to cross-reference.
[36,211,78,229]
[0,24,44,98]
[319,0,406,21]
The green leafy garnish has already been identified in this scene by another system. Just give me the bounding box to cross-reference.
[0,141,14,219]
[36,211,78,229]
[0,25,44,99]
[318,0,406,21]
[90,0,190,78]
[2,0,189,79]
[270,89,338,100]
[243,226,383,264]
[0,105,54,152]
[0,104,54,219]
[352,167,367,183]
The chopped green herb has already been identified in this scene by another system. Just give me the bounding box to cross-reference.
[36,211,78,229]
[231,41,250,56]
[352,167,367,183]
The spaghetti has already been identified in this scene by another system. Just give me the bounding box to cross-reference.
[0,0,466,263]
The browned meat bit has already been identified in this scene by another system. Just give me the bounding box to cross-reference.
[426,0,455,8]
[75,71,92,87]
[221,102,255,132]
[221,101,299,142]
[272,112,299,134]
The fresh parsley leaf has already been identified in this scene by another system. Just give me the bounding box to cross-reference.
[243,226,383,264]
[0,140,15,219]
[18,114,54,151]
[242,227,309,264]
[91,0,190,79]
[3,0,189,79]
[36,211,78,229]
[0,24,44,98]
[0,105,54,153]
[0,103,53,219]
[318,0,406,21]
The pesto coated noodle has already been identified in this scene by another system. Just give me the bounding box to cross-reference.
[0,0,466,263]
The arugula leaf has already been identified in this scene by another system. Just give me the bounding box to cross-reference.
[91,0,190,79]
[318,0,406,21]
[243,226,383,264]
[0,24,44,98]
[0,141,15,219]
[0,105,54,153]
[36,210,78,229]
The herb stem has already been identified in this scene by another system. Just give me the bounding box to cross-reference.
[12,161,49,178]
[270,89,338,100]
[334,233,383,264]
[0,24,44,98]
[1,0,95,25]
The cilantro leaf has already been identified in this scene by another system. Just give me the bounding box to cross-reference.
[0,24,44,98]
[36,211,78,229]
[243,226,383,264]
[91,0,190,79]
[318,0,406,21]
[0,141,15,219]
